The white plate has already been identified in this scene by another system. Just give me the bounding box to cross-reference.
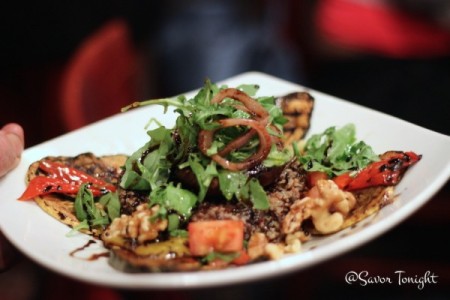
[1,72,449,289]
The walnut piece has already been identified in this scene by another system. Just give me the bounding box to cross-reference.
[282,179,356,235]
[247,232,303,261]
[107,204,167,244]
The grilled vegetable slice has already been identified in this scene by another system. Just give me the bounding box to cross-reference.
[334,151,421,191]
[277,92,314,146]
[20,153,127,236]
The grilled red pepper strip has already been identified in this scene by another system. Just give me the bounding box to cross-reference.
[335,151,421,191]
[18,177,105,200]
[332,172,352,190]
[39,160,116,192]
[18,160,116,200]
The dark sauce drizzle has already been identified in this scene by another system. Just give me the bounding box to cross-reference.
[69,239,109,261]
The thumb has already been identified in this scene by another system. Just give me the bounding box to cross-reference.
[0,123,25,177]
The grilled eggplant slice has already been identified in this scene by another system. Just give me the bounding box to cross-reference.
[277,92,315,146]
[25,153,127,236]
[106,237,202,273]
[343,186,395,229]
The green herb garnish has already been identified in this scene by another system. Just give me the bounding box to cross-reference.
[299,124,379,176]
[73,184,112,231]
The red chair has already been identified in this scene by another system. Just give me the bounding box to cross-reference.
[59,19,147,131]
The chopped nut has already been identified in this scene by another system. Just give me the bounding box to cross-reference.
[284,233,302,253]
[247,232,268,260]
[105,204,167,244]
[282,179,356,235]
[264,243,284,260]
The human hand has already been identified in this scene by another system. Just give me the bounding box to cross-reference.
[0,123,24,270]
[0,123,24,177]
[0,123,25,271]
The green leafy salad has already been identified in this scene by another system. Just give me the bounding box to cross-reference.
[299,124,380,176]
[118,81,293,230]
[70,81,383,236]
[112,79,383,234]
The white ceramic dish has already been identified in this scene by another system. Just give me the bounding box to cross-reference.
[1,72,449,289]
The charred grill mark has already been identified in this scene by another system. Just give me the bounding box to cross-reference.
[277,92,315,145]
[37,153,124,185]
[385,174,393,183]
[58,212,67,220]
[379,164,388,172]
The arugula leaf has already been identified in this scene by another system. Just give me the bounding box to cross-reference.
[188,155,218,202]
[150,183,198,218]
[263,145,293,168]
[217,170,269,209]
[121,96,185,114]
[98,191,120,222]
[120,142,152,190]
[167,213,181,231]
[236,84,259,96]
[74,185,89,221]
[73,184,110,229]
[299,124,379,176]
[121,127,174,191]
[217,170,249,201]
[258,96,287,126]
[172,116,198,163]
[70,220,90,234]
[192,79,219,107]
[248,178,270,210]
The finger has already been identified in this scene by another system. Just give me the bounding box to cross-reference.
[2,123,25,149]
[0,123,25,177]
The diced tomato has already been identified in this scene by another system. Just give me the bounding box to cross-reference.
[188,220,244,256]
[231,249,250,265]
[306,171,328,188]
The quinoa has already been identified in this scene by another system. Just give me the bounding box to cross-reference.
[190,160,309,242]
[267,160,308,218]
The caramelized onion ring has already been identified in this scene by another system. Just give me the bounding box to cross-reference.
[218,129,257,157]
[218,116,269,156]
[211,88,269,121]
[198,118,272,171]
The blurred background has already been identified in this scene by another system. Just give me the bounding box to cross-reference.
[1,0,449,299]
